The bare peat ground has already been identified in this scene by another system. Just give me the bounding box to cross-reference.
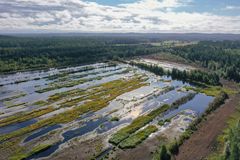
[46,135,106,160]
[175,80,240,160]
[142,54,198,68]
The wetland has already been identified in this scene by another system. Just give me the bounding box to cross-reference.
[0,61,216,160]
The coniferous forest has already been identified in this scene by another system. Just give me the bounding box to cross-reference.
[167,41,240,82]
[1,36,239,84]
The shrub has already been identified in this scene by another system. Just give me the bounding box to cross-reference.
[119,125,157,149]
[109,104,170,145]
[159,145,171,160]
[110,117,119,122]
[168,140,179,155]
[158,120,164,126]
[206,91,228,114]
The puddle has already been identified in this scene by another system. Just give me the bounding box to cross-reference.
[0,119,37,135]
[26,117,107,159]
[162,93,214,120]
[23,124,62,143]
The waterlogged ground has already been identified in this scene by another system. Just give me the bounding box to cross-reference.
[0,62,214,160]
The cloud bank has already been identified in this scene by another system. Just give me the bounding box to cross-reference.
[0,0,239,33]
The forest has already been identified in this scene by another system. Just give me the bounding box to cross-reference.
[0,36,240,85]
[130,62,220,86]
[0,36,161,73]
[166,41,240,82]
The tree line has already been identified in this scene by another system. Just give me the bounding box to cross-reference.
[1,36,239,85]
[131,62,220,86]
[0,36,162,73]
[166,41,240,82]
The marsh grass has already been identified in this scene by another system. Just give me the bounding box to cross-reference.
[7,102,26,108]
[32,100,48,106]
[0,77,146,143]
[37,68,131,93]
[1,93,27,102]
[0,106,55,128]
[184,85,236,97]
[119,125,158,149]
[10,144,52,160]
[109,104,170,145]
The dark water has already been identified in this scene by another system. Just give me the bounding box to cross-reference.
[97,118,131,134]
[24,124,62,143]
[0,119,37,135]
[162,93,214,120]
[141,89,188,113]
[26,117,107,159]
[0,102,4,108]
[77,112,94,121]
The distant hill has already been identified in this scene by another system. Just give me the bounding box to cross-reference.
[1,33,240,41]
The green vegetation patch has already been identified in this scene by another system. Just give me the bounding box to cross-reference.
[158,120,165,126]
[169,41,240,83]
[205,91,228,115]
[47,88,84,102]
[109,113,152,145]
[0,77,146,143]
[36,79,87,93]
[32,100,48,106]
[184,86,236,97]
[119,125,158,149]
[153,144,171,160]
[10,144,52,160]
[109,104,170,145]
[208,104,240,160]
[37,68,131,93]
[0,106,55,128]
[110,117,119,122]
[1,93,27,102]
[7,102,26,108]
[131,62,220,86]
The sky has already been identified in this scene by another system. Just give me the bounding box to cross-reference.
[0,0,240,33]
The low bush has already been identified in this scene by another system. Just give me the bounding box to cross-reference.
[10,144,52,160]
[119,125,157,149]
[110,117,119,122]
[160,145,171,160]
[168,140,179,155]
[109,104,170,145]
[205,91,228,114]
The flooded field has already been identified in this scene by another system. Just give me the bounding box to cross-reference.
[0,62,214,160]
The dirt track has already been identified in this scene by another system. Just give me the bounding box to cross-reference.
[176,90,240,160]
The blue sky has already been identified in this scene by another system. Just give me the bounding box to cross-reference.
[89,0,240,16]
[0,0,239,33]
[88,0,138,5]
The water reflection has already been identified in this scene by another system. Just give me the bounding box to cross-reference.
[0,119,37,135]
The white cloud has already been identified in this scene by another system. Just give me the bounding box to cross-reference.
[0,0,239,33]
[224,5,240,10]
[119,0,191,10]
